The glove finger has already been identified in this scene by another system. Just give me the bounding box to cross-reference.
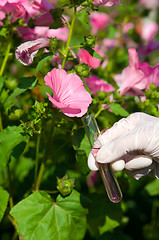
[98,112,144,145]
[96,128,149,164]
[124,154,153,170]
[125,162,156,180]
[88,152,99,171]
[111,159,125,171]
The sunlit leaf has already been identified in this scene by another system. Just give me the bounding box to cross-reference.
[110,103,129,117]
[10,190,87,240]
[0,125,29,170]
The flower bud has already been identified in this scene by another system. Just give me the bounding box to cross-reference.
[56,175,75,196]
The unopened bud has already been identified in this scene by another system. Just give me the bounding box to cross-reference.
[56,175,75,196]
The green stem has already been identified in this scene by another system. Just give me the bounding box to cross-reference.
[0,41,12,76]
[94,107,104,119]
[69,45,83,49]
[35,124,55,191]
[61,10,76,69]
[35,162,45,191]
[34,132,41,190]
[7,165,14,209]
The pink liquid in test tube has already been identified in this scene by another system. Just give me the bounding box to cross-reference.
[82,114,122,203]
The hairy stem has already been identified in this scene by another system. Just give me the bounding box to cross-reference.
[35,125,55,191]
[0,41,12,76]
[61,9,76,69]
[35,162,45,191]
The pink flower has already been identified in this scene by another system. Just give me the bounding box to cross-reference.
[9,3,26,22]
[85,75,115,95]
[89,12,111,35]
[92,0,121,7]
[15,38,50,65]
[44,68,92,117]
[114,48,159,95]
[78,49,101,69]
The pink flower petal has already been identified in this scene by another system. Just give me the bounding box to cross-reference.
[44,68,92,117]
[78,49,101,69]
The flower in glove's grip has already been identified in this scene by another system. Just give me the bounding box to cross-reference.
[88,112,159,179]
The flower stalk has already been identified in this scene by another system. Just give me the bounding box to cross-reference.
[61,9,76,69]
[0,41,12,76]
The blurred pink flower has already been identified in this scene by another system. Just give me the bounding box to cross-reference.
[138,40,159,59]
[34,12,54,26]
[0,0,25,8]
[15,38,50,65]
[123,22,134,34]
[92,0,121,6]
[139,0,159,9]
[21,0,54,19]
[44,68,92,117]
[114,48,159,95]
[100,38,117,53]
[149,65,159,87]
[51,53,75,70]
[0,10,5,25]
[87,171,99,187]
[141,20,158,42]
[89,11,111,35]
[16,25,69,42]
[78,49,101,69]
[0,0,54,22]
[47,26,69,42]
[85,75,115,95]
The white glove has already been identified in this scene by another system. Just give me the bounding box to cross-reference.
[88,112,159,179]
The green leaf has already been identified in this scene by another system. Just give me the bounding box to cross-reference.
[87,193,122,238]
[0,125,29,170]
[10,190,87,240]
[145,179,159,196]
[110,103,129,117]
[77,10,90,30]
[34,53,53,74]
[0,187,9,222]
[72,128,90,174]
[93,51,103,60]
[4,76,37,112]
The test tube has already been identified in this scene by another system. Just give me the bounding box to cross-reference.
[82,114,122,203]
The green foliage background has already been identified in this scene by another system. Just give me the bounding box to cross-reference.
[0,0,159,240]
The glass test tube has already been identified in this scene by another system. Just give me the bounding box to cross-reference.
[82,114,122,203]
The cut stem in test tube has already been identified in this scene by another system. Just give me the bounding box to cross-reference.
[82,114,122,203]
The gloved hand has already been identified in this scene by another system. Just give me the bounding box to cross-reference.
[88,112,159,179]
